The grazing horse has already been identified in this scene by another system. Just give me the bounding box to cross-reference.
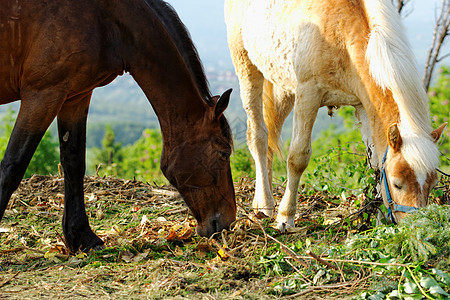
[0,0,236,252]
[225,0,446,230]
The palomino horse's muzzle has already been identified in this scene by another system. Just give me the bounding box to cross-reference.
[380,146,419,224]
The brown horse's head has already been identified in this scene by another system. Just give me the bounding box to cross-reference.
[381,123,446,223]
[161,89,236,237]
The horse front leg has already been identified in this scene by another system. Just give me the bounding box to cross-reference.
[276,83,320,231]
[0,92,63,221]
[263,81,295,187]
[57,92,104,252]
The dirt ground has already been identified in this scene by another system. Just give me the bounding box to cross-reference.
[0,174,447,299]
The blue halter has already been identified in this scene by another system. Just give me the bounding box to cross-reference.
[380,146,419,224]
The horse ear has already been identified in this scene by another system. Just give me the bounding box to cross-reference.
[215,88,232,118]
[431,122,447,144]
[210,95,220,104]
[387,123,402,152]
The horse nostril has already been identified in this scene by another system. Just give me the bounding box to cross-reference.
[196,216,224,238]
[211,218,220,233]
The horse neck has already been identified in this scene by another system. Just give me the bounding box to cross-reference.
[110,0,210,143]
[356,78,399,161]
[132,60,208,142]
[335,8,399,165]
[343,0,433,167]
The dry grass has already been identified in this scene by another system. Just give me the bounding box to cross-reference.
[0,174,448,299]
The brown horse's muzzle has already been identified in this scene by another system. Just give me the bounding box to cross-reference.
[176,184,236,238]
[161,135,237,238]
[196,210,236,237]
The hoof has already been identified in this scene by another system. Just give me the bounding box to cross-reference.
[254,207,274,219]
[255,211,271,219]
[79,235,105,253]
[65,228,105,253]
[276,215,295,233]
[252,194,275,219]
[88,244,106,252]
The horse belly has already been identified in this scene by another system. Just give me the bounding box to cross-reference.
[241,1,300,92]
[0,1,26,102]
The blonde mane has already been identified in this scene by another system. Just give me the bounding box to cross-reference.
[363,0,440,173]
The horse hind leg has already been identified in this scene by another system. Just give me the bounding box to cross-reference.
[57,92,104,252]
[0,91,64,221]
[263,80,295,187]
[244,77,276,217]
[354,105,378,168]
[277,82,321,231]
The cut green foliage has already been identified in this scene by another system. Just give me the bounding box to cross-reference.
[346,205,450,266]
[345,205,450,299]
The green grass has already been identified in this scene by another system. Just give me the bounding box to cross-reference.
[0,175,449,299]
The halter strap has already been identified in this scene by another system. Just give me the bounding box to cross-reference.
[380,146,419,224]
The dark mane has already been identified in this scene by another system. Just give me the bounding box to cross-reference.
[146,0,213,103]
[146,0,233,147]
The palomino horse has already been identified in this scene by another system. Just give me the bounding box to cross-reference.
[0,0,236,252]
[225,0,446,230]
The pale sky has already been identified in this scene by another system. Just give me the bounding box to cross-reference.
[166,0,449,69]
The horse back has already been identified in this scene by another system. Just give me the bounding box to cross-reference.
[226,0,370,102]
[0,0,124,103]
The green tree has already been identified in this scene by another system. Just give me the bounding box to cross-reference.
[0,109,15,154]
[429,66,450,169]
[230,147,255,181]
[305,114,370,196]
[119,129,166,184]
[92,125,123,176]
[25,130,59,177]
[91,128,166,183]
[0,109,59,177]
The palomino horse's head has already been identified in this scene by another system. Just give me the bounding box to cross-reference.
[381,123,447,223]
[161,89,236,237]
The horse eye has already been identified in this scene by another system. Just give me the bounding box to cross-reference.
[219,151,230,160]
[393,183,402,190]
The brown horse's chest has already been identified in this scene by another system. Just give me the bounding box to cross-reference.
[0,65,21,103]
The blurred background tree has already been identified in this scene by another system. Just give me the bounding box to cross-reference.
[92,125,123,177]
[0,109,59,178]
[429,66,450,170]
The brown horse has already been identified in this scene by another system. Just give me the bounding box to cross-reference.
[0,0,236,252]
